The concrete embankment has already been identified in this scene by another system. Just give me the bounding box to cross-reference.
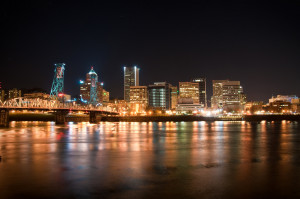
[102,115,300,122]
[244,115,300,121]
[8,113,300,123]
[101,116,219,122]
[9,113,89,122]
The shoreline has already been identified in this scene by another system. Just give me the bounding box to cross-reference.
[8,113,300,122]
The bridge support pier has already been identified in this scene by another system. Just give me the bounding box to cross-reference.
[55,110,68,125]
[89,111,97,123]
[0,109,9,127]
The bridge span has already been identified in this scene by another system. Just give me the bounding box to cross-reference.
[0,98,118,127]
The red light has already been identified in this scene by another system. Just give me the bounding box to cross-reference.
[58,93,64,97]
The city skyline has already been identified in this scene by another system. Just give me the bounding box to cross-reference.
[1,1,300,102]
[0,63,299,104]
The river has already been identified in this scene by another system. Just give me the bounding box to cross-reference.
[0,121,300,198]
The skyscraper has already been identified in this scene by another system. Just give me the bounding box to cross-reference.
[80,67,103,104]
[148,82,171,110]
[222,81,245,112]
[124,66,139,102]
[102,89,110,103]
[129,86,148,113]
[0,90,5,102]
[211,80,229,109]
[129,86,148,104]
[179,82,199,104]
[192,78,207,108]
[170,86,178,110]
[8,88,21,100]
[0,82,5,101]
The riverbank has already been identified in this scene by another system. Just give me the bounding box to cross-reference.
[8,113,300,122]
[9,113,89,122]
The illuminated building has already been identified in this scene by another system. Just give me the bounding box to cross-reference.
[24,93,50,99]
[130,86,148,104]
[268,95,299,113]
[176,95,204,114]
[148,82,171,110]
[192,78,207,107]
[124,66,139,102]
[266,101,292,114]
[179,82,199,104]
[170,86,178,110]
[244,101,264,114]
[222,81,245,112]
[80,67,103,104]
[0,90,5,102]
[211,80,229,109]
[107,99,130,114]
[269,95,298,103]
[8,88,21,99]
[103,89,110,103]
[129,86,148,113]
[176,103,204,114]
[0,82,5,101]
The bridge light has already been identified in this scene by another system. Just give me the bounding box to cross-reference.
[58,93,64,97]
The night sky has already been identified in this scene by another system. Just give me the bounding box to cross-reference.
[1,0,300,102]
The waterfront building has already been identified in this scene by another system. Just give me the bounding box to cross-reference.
[8,88,21,99]
[103,89,110,103]
[107,99,130,114]
[176,103,204,115]
[0,90,5,101]
[129,86,148,104]
[211,80,229,109]
[170,86,178,110]
[148,82,171,110]
[24,92,50,99]
[129,86,148,113]
[179,82,199,104]
[222,81,245,112]
[124,66,139,102]
[244,101,264,114]
[80,67,103,104]
[267,95,299,113]
[192,78,207,107]
[265,101,292,114]
[269,95,298,103]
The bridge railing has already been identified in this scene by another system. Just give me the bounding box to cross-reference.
[0,98,115,112]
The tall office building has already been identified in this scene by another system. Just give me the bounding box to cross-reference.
[8,88,21,99]
[80,67,103,104]
[170,86,178,110]
[192,78,207,107]
[148,82,171,110]
[129,86,148,113]
[102,89,110,103]
[0,82,5,101]
[0,90,5,101]
[222,81,245,112]
[179,82,199,104]
[211,80,229,109]
[130,86,148,104]
[124,66,139,102]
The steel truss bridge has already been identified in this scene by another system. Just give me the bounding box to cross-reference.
[0,98,118,127]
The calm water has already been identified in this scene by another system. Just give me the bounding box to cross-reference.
[1,121,300,199]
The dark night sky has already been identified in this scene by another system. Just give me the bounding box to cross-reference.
[1,0,300,102]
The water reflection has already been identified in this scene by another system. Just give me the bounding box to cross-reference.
[1,121,300,198]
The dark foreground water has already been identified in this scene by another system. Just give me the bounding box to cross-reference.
[1,121,300,199]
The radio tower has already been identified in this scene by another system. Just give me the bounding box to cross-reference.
[89,67,98,105]
[50,63,65,100]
